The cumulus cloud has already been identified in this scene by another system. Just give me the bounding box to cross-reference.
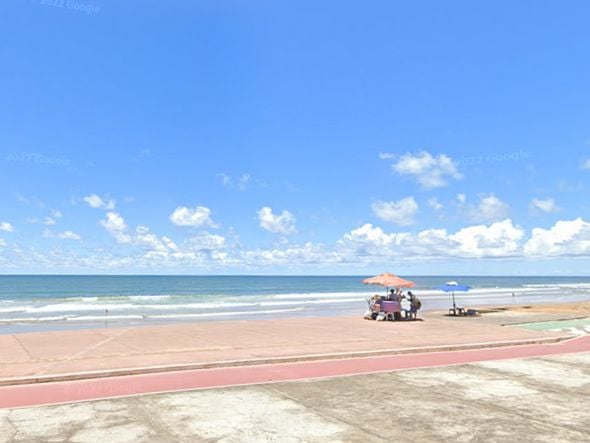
[371,197,418,226]
[450,219,524,258]
[468,194,509,222]
[581,159,590,170]
[83,194,115,210]
[100,211,131,243]
[258,207,296,234]
[169,206,217,228]
[134,225,171,253]
[338,224,405,259]
[392,151,462,188]
[0,221,14,232]
[6,215,590,272]
[530,198,558,214]
[525,218,590,257]
[240,242,334,266]
[59,230,81,241]
[339,219,524,260]
[188,232,226,250]
[456,194,467,205]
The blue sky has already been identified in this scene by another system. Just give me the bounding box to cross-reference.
[0,1,589,274]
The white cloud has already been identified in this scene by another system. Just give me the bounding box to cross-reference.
[237,173,251,191]
[27,210,63,226]
[169,206,217,228]
[134,225,170,253]
[258,207,296,234]
[456,194,467,205]
[392,151,462,188]
[338,224,405,259]
[59,230,81,241]
[339,219,524,260]
[240,242,333,266]
[427,197,444,212]
[216,173,232,187]
[0,221,14,232]
[449,219,524,258]
[0,238,5,248]
[530,198,558,214]
[8,215,590,271]
[468,194,508,222]
[525,218,590,257]
[100,211,131,243]
[379,152,395,160]
[217,172,253,191]
[83,194,115,210]
[371,197,418,226]
[188,232,226,250]
[581,159,590,170]
[162,236,179,251]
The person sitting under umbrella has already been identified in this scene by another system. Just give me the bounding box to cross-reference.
[388,289,403,320]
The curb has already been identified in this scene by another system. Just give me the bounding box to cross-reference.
[0,335,572,387]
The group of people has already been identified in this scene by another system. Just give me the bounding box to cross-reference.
[365,288,422,321]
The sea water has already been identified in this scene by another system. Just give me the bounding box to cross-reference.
[1,275,590,333]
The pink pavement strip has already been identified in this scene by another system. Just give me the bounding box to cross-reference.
[0,315,568,382]
[1,335,588,409]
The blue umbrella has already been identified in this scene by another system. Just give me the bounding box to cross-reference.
[436,281,471,313]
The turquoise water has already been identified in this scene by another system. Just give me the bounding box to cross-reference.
[1,275,590,333]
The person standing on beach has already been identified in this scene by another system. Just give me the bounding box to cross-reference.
[393,288,403,321]
[405,291,421,319]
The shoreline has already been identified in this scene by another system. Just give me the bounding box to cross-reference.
[2,291,590,335]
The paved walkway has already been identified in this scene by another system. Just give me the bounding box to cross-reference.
[0,314,567,383]
[2,335,588,409]
[2,346,589,442]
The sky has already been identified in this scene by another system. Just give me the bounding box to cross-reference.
[0,0,589,275]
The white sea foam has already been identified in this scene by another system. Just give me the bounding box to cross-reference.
[259,298,364,307]
[0,307,27,314]
[522,283,590,290]
[271,292,374,300]
[19,301,258,314]
[0,307,304,324]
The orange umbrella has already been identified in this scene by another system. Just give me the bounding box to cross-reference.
[363,272,415,289]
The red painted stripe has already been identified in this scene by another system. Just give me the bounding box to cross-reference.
[1,335,588,409]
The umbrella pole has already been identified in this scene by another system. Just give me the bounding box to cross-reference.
[452,291,456,311]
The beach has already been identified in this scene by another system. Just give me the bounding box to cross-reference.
[2,275,590,334]
[1,299,588,383]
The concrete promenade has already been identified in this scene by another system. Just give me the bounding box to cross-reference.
[1,308,589,442]
[0,312,569,384]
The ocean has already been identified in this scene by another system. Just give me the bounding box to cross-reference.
[1,275,590,334]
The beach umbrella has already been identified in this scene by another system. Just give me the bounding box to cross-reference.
[436,281,471,312]
[363,273,415,294]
